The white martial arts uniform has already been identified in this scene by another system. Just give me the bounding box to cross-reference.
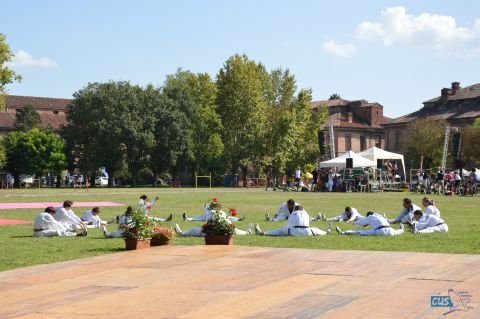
[264,209,327,236]
[54,207,85,232]
[271,202,300,221]
[180,211,249,237]
[81,210,108,232]
[137,198,171,222]
[415,214,448,233]
[327,207,362,222]
[137,198,157,213]
[392,203,422,224]
[105,215,132,238]
[424,205,441,217]
[346,213,403,236]
[33,212,77,237]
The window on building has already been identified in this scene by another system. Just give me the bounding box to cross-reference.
[395,131,401,150]
[375,135,381,148]
[53,110,59,114]
[360,136,366,151]
[345,134,352,151]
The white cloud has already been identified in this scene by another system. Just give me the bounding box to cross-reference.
[447,47,480,58]
[9,50,58,68]
[322,40,356,57]
[354,6,478,49]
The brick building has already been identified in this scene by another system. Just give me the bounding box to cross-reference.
[311,99,390,157]
[0,95,71,135]
[384,82,480,152]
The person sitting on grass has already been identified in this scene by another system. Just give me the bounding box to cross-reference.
[323,206,362,222]
[336,211,404,236]
[387,198,422,225]
[137,194,172,222]
[255,205,332,237]
[265,198,299,221]
[421,197,441,217]
[54,200,88,236]
[81,207,110,234]
[104,206,134,238]
[411,210,448,234]
[183,198,244,222]
[33,206,81,237]
[176,202,251,237]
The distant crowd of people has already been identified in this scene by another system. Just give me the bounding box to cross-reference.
[414,167,479,196]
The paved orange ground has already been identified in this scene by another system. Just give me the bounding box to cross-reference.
[0,246,479,319]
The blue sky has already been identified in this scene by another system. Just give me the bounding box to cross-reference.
[2,0,479,117]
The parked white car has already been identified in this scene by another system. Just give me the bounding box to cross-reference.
[95,176,108,186]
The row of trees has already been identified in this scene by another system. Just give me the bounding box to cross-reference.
[403,117,480,170]
[2,33,324,186]
[59,54,325,186]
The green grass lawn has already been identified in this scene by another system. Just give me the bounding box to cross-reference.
[0,187,479,271]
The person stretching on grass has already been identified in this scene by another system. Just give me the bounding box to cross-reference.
[411,210,448,234]
[336,211,404,236]
[323,206,362,222]
[183,198,244,222]
[388,198,422,225]
[265,199,300,221]
[54,200,88,236]
[104,206,134,238]
[33,206,79,237]
[137,194,172,222]
[81,207,110,234]
[255,205,332,237]
[421,197,441,217]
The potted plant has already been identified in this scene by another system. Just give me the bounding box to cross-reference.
[151,226,175,246]
[202,199,236,245]
[122,207,153,250]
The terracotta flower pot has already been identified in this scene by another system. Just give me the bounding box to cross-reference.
[150,238,171,246]
[204,235,234,245]
[125,238,151,250]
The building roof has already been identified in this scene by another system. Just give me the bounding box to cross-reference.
[423,83,480,103]
[6,95,72,110]
[310,99,351,109]
[386,83,480,125]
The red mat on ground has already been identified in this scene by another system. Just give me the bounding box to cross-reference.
[0,218,32,225]
[0,202,124,210]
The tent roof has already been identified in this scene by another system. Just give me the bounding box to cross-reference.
[320,150,376,168]
[357,147,404,160]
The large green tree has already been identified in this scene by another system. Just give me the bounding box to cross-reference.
[14,104,41,131]
[216,54,269,181]
[402,117,446,169]
[261,68,326,179]
[0,33,22,107]
[4,128,66,187]
[459,118,480,168]
[161,70,223,175]
[63,82,127,185]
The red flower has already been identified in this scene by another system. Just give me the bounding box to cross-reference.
[212,197,218,203]
[229,208,237,216]
[202,223,209,230]
[145,221,150,226]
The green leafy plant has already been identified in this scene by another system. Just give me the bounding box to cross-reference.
[122,208,154,240]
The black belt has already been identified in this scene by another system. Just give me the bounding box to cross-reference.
[375,225,390,230]
[435,223,444,226]
[293,226,309,228]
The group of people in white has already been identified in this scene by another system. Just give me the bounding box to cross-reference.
[33,195,170,238]
[33,194,448,238]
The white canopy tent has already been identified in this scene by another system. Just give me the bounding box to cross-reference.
[320,150,376,168]
[358,147,406,177]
